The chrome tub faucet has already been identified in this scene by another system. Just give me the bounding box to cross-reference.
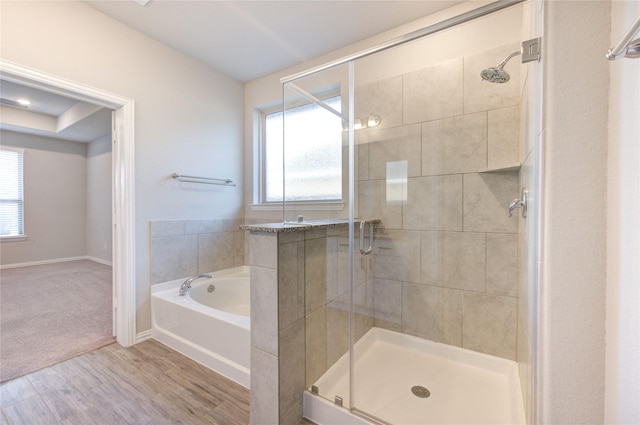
[179,274,212,296]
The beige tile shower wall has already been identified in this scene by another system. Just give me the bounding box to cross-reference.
[357,43,521,361]
[150,219,245,284]
[249,232,280,425]
[306,226,374,387]
[277,232,306,424]
[249,230,306,425]
[249,226,373,425]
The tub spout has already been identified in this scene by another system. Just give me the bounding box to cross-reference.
[179,274,212,296]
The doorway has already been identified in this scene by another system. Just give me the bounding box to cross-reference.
[0,60,136,348]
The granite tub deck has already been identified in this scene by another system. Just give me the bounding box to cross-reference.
[239,218,380,233]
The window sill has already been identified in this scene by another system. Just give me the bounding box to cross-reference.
[250,201,345,212]
[1,235,28,243]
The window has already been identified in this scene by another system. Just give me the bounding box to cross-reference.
[261,95,343,203]
[0,148,25,238]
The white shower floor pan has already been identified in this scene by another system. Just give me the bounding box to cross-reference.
[304,327,525,425]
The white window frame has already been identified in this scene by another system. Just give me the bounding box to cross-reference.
[0,147,26,241]
[258,101,285,205]
[253,89,346,211]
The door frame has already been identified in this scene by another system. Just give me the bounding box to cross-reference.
[0,59,137,346]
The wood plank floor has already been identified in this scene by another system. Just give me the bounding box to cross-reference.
[1,340,318,425]
[0,340,251,425]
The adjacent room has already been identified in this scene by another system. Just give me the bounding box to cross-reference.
[0,81,114,383]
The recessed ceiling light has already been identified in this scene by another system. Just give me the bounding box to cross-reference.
[0,98,30,109]
[16,99,31,106]
[133,0,152,6]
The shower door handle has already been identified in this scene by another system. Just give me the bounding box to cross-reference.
[359,220,373,256]
[508,188,528,218]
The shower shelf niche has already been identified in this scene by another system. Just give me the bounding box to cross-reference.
[479,162,521,173]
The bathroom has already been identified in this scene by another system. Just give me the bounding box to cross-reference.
[1,1,638,424]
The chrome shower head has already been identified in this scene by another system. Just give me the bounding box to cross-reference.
[480,50,521,84]
[480,67,511,83]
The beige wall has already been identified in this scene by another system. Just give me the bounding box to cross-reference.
[1,131,112,267]
[605,1,640,423]
[0,131,87,265]
[540,1,610,423]
[0,1,244,333]
[86,135,112,264]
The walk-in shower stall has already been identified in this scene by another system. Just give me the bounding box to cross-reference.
[277,1,539,423]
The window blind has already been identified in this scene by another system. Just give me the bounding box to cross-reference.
[0,148,24,237]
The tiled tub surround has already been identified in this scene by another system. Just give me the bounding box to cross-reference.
[150,218,245,284]
[356,42,521,361]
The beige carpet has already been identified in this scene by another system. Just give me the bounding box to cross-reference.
[0,260,116,382]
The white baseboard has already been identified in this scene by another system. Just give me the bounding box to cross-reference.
[85,256,113,267]
[136,330,153,343]
[0,256,89,270]
[0,255,113,269]
[0,256,114,269]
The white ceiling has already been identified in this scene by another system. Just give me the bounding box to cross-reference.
[1,81,78,116]
[85,0,465,82]
[0,80,112,143]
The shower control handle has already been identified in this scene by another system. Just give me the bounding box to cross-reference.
[359,220,373,256]
[508,188,528,218]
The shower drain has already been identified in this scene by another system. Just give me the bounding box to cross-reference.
[411,385,431,398]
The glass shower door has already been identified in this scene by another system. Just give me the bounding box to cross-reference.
[281,62,359,410]
[350,4,525,424]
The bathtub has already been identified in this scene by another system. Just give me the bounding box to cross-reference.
[151,266,250,388]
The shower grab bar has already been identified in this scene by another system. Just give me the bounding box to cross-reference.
[359,220,373,256]
[606,15,640,60]
[285,82,342,119]
[171,173,236,186]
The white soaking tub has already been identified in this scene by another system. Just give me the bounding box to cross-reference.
[151,266,250,388]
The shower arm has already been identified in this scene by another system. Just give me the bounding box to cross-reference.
[496,50,522,69]
[607,16,640,60]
